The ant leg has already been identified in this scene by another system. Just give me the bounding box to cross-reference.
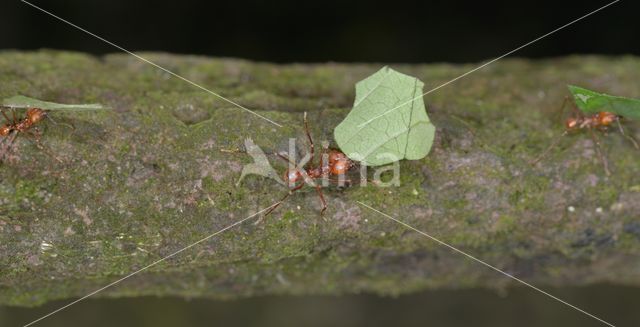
[316,143,331,186]
[588,128,611,176]
[32,126,43,137]
[24,131,63,163]
[567,97,584,119]
[328,176,354,187]
[320,141,329,166]
[616,119,640,150]
[529,131,569,165]
[1,109,11,124]
[0,137,9,161]
[276,152,295,165]
[315,185,327,215]
[303,112,315,165]
[0,132,18,163]
[531,96,578,166]
[262,182,305,219]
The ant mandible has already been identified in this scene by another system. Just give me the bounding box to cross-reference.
[264,112,356,216]
[531,96,639,175]
[0,107,59,162]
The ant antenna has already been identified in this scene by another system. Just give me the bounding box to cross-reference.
[302,111,316,165]
[46,115,75,131]
[588,127,611,176]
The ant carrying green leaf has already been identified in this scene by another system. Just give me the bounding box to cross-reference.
[531,86,639,175]
[0,95,110,163]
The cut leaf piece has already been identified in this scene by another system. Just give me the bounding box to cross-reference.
[334,66,435,166]
[568,85,640,120]
[1,95,110,111]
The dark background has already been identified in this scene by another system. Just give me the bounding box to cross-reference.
[0,0,636,63]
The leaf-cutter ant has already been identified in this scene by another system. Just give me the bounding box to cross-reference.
[530,96,639,175]
[222,112,378,219]
[264,112,357,216]
[0,107,62,163]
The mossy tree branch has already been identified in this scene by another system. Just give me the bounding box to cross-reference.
[0,51,639,306]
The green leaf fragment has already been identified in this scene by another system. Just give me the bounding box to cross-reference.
[334,66,435,166]
[568,85,640,120]
[1,95,110,111]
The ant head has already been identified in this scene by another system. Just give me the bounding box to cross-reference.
[328,150,354,175]
[283,168,303,186]
[0,125,10,136]
[565,117,579,131]
[330,160,351,175]
[597,112,617,126]
[328,150,348,163]
[26,108,47,124]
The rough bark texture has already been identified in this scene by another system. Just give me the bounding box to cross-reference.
[0,51,639,307]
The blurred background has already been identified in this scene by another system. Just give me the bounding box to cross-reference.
[1,0,639,326]
[1,0,639,63]
[2,285,639,327]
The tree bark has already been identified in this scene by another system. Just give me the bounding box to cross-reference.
[0,51,639,306]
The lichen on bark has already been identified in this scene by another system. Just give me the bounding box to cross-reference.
[0,50,639,307]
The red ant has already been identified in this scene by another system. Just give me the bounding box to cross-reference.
[0,107,61,163]
[264,112,357,217]
[531,96,639,175]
